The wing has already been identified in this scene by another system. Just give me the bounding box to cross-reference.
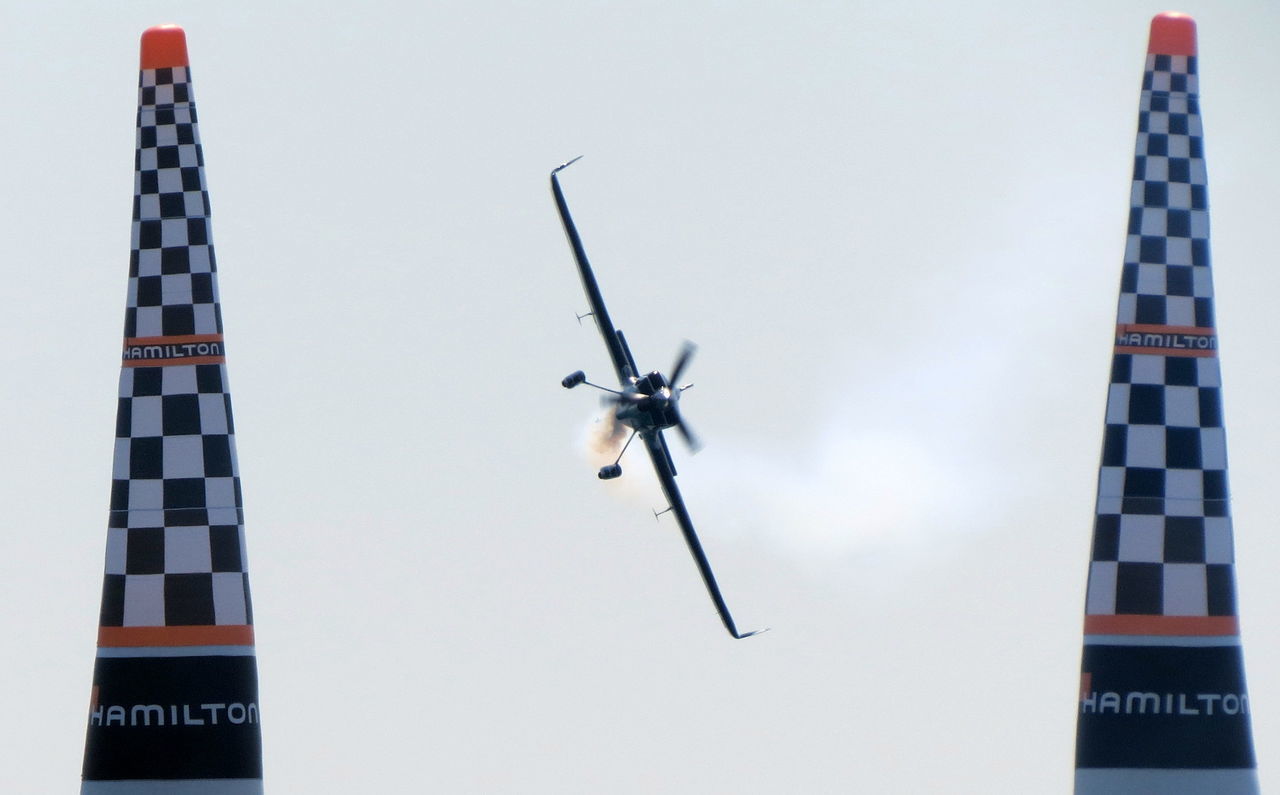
[550,158,635,387]
[641,431,764,640]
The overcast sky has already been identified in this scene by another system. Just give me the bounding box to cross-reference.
[2,2,1279,792]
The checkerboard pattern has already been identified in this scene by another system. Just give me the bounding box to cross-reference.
[1084,52,1239,622]
[96,66,253,632]
[126,66,220,340]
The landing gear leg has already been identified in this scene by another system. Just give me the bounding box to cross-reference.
[599,430,637,479]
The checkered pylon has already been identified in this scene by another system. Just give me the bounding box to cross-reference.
[82,26,263,793]
[100,50,252,639]
[1075,14,1257,793]
[1084,29,1232,633]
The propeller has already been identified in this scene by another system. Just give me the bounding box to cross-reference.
[673,410,702,452]
[669,341,696,387]
[668,341,701,452]
[596,340,703,452]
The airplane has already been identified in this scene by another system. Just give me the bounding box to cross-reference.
[551,157,764,640]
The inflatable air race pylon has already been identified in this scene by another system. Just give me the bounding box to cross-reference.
[81,25,264,794]
[1074,12,1258,794]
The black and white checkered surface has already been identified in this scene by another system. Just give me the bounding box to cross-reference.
[97,66,252,631]
[126,66,221,340]
[1085,52,1240,621]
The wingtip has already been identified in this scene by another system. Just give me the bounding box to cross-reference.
[735,627,770,640]
[551,155,584,177]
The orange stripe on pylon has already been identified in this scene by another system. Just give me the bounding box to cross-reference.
[98,625,255,648]
[1084,614,1238,637]
[1114,347,1216,358]
[121,334,226,367]
[1114,323,1217,358]
[123,356,224,368]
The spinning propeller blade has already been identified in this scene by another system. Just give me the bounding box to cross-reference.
[668,341,700,452]
[674,414,702,453]
[669,341,696,387]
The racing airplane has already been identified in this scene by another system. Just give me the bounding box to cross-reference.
[551,157,764,640]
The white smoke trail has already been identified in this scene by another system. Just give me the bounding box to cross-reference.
[567,313,1081,581]
[689,339,1030,578]
[695,422,989,567]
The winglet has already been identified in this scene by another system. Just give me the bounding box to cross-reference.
[140,24,189,69]
[551,155,584,176]
[1148,11,1196,56]
[720,606,768,640]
